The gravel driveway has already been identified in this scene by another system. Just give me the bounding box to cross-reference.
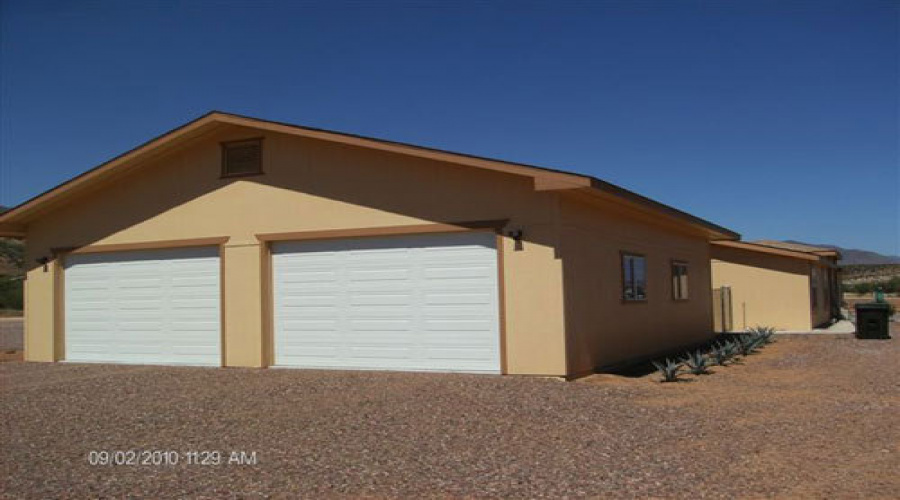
[0,317,23,351]
[2,332,898,499]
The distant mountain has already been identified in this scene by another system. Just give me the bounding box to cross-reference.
[785,240,900,265]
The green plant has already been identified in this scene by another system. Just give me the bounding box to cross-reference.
[746,334,766,353]
[748,326,776,345]
[709,343,732,366]
[722,340,740,358]
[683,350,710,375]
[0,275,22,311]
[651,358,683,383]
[732,335,753,356]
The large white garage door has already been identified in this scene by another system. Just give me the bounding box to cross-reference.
[65,247,221,365]
[272,232,501,373]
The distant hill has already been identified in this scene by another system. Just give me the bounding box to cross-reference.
[0,239,23,275]
[0,206,24,275]
[784,240,900,266]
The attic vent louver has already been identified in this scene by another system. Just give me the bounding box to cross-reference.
[221,138,263,177]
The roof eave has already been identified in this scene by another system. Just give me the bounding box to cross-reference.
[586,179,740,241]
[0,223,26,239]
[712,240,821,261]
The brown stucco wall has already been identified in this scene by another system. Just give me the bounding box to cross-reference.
[810,259,839,328]
[711,246,813,331]
[23,124,568,375]
[558,193,716,375]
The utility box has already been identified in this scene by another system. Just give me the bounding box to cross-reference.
[854,303,892,339]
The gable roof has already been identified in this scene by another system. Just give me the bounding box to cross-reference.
[0,111,739,240]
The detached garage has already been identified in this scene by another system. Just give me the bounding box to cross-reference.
[0,111,738,377]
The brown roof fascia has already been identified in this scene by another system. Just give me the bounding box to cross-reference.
[712,240,821,261]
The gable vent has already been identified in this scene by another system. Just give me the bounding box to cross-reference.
[221,138,263,177]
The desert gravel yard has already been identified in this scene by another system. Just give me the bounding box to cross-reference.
[2,332,898,499]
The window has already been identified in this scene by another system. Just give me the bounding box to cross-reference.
[221,138,263,177]
[621,253,647,301]
[672,261,689,300]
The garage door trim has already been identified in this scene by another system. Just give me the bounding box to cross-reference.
[260,223,508,373]
[56,238,228,366]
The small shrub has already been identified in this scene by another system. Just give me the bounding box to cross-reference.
[683,350,711,375]
[651,358,683,383]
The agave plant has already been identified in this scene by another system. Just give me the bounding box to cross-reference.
[722,339,740,358]
[709,343,731,366]
[651,358,683,383]
[750,326,776,345]
[732,336,748,356]
[683,350,711,375]
[735,334,758,355]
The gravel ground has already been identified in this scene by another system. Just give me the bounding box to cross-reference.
[0,318,23,351]
[1,329,898,499]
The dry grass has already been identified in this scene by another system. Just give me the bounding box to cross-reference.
[1,328,897,498]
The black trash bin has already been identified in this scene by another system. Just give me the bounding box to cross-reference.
[855,303,892,339]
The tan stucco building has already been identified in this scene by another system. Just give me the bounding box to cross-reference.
[0,112,738,377]
[711,240,840,332]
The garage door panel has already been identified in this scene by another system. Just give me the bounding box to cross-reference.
[348,294,412,306]
[171,275,218,286]
[171,299,219,310]
[279,345,341,357]
[423,319,494,331]
[345,307,411,319]
[65,247,221,366]
[424,292,493,306]
[348,319,413,331]
[424,268,493,280]
[422,333,497,347]
[273,232,500,373]
[346,282,415,293]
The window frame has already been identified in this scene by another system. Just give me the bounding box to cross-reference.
[620,251,648,303]
[671,259,690,301]
[220,137,265,178]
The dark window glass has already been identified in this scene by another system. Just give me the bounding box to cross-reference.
[672,261,689,300]
[622,254,647,301]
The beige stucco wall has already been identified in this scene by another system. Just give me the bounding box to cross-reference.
[559,193,716,375]
[711,246,813,331]
[23,124,568,375]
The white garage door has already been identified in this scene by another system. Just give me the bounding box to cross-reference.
[272,232,501,373]
[65,246,221,365]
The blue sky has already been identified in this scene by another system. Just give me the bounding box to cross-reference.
[1,0,897,255]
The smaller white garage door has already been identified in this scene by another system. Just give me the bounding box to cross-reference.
[272,231,501,373]
[65,246,221,365]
